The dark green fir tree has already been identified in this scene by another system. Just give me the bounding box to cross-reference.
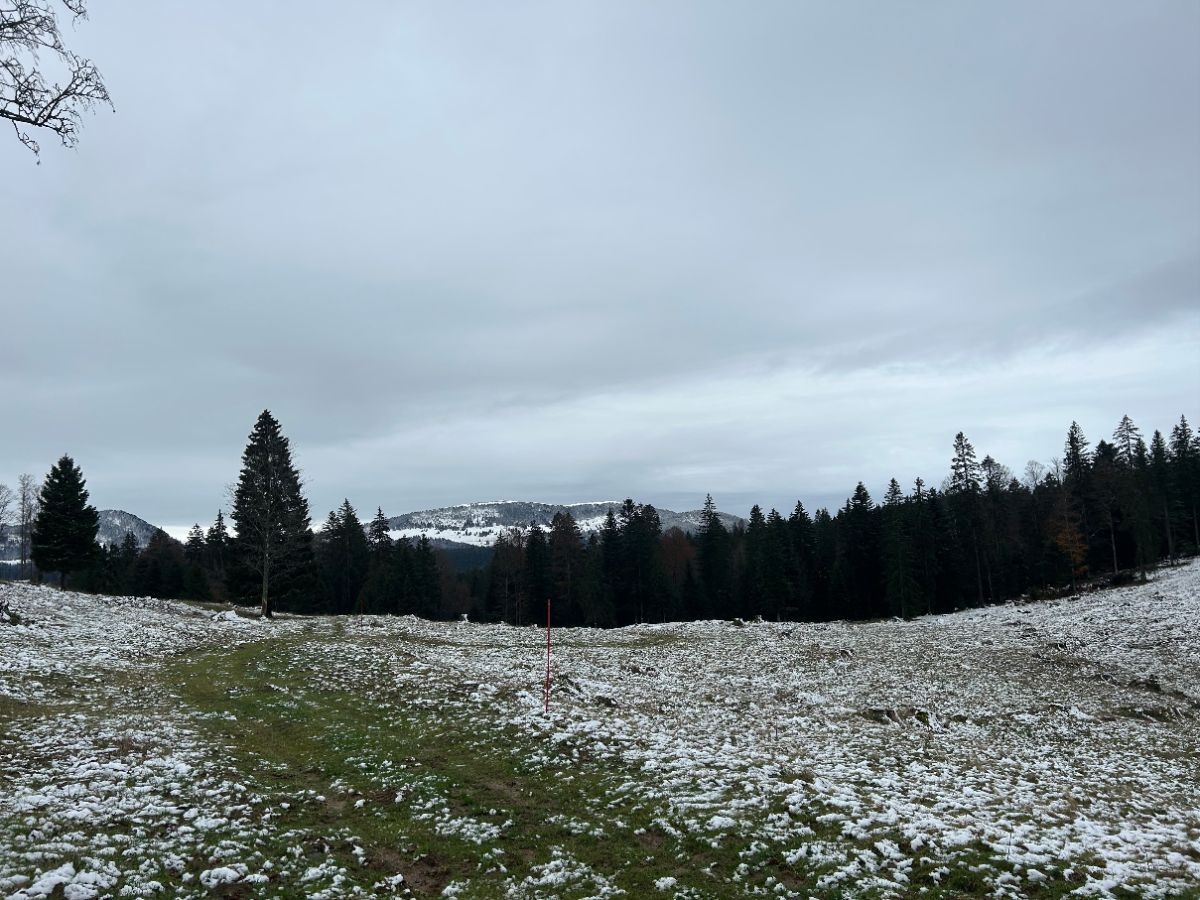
[31,454,100,588]
[230,410,314,617]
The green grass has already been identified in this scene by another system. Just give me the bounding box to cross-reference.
[165,635,820,897]
[6,623,1192,898]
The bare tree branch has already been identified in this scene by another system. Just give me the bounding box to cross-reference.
[1,0,111,159]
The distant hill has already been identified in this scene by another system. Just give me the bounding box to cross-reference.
[0,509,160,563]
[385,500,745,550]
[95,509,161,548]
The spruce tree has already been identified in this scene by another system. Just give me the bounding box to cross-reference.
[316,500,370,614]
[358,508,396,614]
[413,535,442,618]
[31,454,100,588]
[763,508,796,620]
[205,510,231,596]
[115,531,140,594]
[230,410,313,617]
[1113,415,1143,467]
[524,522,552,622]
[184,524,206,563]
[948,434,988,605]
[549,511,585,625]
[1149,430,1175,560]
[882,478,920,618]
[1169,416,1199,552]
[697,494,733,618]
[741,505,768,619]
[367,507,393,553]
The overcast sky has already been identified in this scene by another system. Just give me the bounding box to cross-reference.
[2,0,1197,533]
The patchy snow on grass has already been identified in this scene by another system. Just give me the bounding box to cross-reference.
[2,563,1199,897]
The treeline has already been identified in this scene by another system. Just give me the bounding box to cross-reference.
[62,505,451,617]
[7,411,1197,625]
[454,414,1199,626]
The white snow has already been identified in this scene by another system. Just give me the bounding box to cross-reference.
[2,562,1199,897]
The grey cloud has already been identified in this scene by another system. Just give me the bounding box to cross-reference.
[1,0,1197,523]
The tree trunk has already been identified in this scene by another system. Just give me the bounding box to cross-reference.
[60,570,66,589]
[1163,500,1174,561]
[1109,519,1119,575]
[971,527,984,607]
[260,553,271,618]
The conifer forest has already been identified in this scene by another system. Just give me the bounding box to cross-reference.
[7,410,1197,627]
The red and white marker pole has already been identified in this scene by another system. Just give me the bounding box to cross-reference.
[544,597,552,715]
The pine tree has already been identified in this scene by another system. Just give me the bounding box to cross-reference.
[31,455,99,588]
[230,410,314,617]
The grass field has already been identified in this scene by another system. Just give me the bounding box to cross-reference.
[1,565,1198,898]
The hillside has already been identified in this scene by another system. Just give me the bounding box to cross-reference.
[1,564,1197,897]
[387,500,746,548]
[0,509,159,564]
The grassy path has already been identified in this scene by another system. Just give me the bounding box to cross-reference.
[165,629,815,897]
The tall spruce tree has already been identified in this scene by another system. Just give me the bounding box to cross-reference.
[1169,416,1199,552]
[549,511,585,625]
[697,494,733,618]
[524,522,552,622]
[31,454,100,588]
[882,478,920,618]
[948,433,989,605]
[230,410,313,617]
[205,510,231,600]
[315,500,370,614]
[1148,430,1175,560]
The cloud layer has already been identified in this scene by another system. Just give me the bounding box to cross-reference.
[2,1,1197,526]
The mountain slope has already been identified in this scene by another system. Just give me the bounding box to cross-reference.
[95,510,161,548]
[385,500,745,548]
[0,509,160,563]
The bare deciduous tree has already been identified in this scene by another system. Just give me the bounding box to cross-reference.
[17,472,38,575]
[1,0,111,158]
[0,481,13,535]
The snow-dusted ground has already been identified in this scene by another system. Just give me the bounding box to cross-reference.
[1,564,1198,898]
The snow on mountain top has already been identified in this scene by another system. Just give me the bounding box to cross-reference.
[384,499,745,549]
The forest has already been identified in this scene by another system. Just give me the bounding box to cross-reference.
[6,411,1199,627]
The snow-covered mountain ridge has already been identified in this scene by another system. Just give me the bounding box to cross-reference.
[385,500,745,548]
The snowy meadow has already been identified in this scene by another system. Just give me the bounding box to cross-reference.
[1,565,1198,898]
